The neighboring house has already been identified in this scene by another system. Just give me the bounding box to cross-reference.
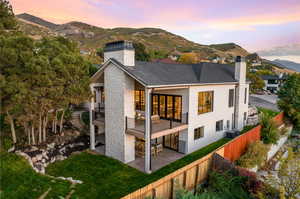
[89,41,249,173]
[261,74,287,93]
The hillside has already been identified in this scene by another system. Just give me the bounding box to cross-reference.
[272,59,300,72]
[16,13,249,61]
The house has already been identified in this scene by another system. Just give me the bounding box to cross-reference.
[89,41,249,173]
[261,74,287,93]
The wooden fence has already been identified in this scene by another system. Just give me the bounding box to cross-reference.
[121,112,284,199]
[224,125,261,161]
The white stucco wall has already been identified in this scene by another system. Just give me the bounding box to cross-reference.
[187,84,237,153]
[104,63,135,163]
[104,49,135,66]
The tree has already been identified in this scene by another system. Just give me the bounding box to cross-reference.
[1,35,91,145]
[247,73,265,93]
[133,42,150,61]
[0,0,18,31]
[277,74,300,128]
[178,53,198,64]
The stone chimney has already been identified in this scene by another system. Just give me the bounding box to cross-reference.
[103,41,135,66]
[235,56,246,84]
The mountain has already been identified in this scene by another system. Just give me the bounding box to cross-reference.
[258,44,300,56]
[271,59,300,72]
[16,13,249,61]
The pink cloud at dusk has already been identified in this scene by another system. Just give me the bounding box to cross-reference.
[9,0,300,51]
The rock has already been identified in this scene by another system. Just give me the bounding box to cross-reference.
[56,155,65,161]
[274,162,281,171]
[30,146,38,151]
[257,170,268,177]
[7,146,15,153]
[282,150,289,159]
[35,154,43,161]
[50,157,56,163]
[31,157,38,163]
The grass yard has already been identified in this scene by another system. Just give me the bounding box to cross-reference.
[46,138,231,199]
[0,152,71,199]
[257,107,279,118]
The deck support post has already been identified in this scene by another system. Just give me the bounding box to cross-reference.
[89,84,96,150]
[145,88,152,174]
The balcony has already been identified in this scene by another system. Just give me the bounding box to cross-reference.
[126,113,188,139]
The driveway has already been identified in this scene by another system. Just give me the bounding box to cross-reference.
[249,94,280,111]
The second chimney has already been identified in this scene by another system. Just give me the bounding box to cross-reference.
[103,41,135,66]
[235,56,246,84]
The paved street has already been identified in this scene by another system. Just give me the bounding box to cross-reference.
[249,94,279,111]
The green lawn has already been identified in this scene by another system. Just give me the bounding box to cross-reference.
[257,107,279,118]
[46,138,231,199]
[0,152,71,199]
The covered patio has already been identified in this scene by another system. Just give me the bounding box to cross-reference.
[128,148,185,172]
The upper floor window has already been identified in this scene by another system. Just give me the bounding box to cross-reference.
[198,91,214,114]
[135,90,145,111]
[216,120,223,132]
[194,126,204,140]
[228,89,234,107]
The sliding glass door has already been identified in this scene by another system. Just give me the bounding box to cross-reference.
[152,94,182,122]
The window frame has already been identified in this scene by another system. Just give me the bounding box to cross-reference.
[216,120,224,132]
[244,88,247,104]
[135,90,145,111]
[194,126,204,140]
[228,89,234,107]
[198,91,214,115]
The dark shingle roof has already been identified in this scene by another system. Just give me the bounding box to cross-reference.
[112,60,237,86]
[261,74,287,80]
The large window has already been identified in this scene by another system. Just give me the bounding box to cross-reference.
[194,126,204,140]
[135,90,145,111]
[228,89,234,107]
[198,91,214,114]
[216,120,223,132]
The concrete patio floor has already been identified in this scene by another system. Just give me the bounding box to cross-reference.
[128,148,185,172]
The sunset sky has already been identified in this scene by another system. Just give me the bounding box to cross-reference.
[10,0,300,52]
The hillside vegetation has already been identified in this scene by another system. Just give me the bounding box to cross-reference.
[17,13,249,61]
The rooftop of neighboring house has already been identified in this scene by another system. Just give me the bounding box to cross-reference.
[261,74,288,81]
[152,58,178,64]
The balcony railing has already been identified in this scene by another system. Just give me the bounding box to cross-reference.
[125,112,188,134]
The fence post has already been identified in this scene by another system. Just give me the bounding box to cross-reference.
[194,165,199,194]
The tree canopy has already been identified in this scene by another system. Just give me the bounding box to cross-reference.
[178,52,198,64]
[0,0,17,30]
[277,74,300,128]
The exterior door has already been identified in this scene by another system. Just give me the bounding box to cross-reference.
[163,132,179,151]
[152,94,182,122]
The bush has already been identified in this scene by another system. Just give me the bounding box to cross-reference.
[207,171,252,199]
[237,167,263,194]
[0,137,13,152]
[260,114,280,144]
[237,141,269,168]
[81,111,89,126]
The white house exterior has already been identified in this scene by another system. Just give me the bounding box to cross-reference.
[261,74,287,93]
[89,41,249,173]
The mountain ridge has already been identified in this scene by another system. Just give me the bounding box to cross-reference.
[16,13,249,61]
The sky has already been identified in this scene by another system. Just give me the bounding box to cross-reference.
[10,0,300,52]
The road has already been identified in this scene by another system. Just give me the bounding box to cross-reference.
[249,94,280,111]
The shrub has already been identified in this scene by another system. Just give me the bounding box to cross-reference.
[207,171,252,199]
[81,111,89,126]
[260,114,280,144]
[237,167,263,194]
[237,141,269,168]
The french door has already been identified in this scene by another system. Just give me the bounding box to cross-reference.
[163,132,179,151]
[151,94,182,122]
